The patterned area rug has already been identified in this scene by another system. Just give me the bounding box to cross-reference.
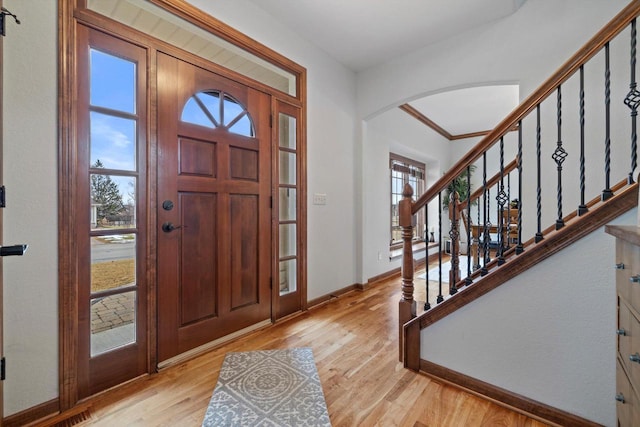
[202,348,331,426]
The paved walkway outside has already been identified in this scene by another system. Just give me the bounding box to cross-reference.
[91,292,135,333]
[91,292,135,355]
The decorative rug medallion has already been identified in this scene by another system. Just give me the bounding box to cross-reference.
[202,347,332,426]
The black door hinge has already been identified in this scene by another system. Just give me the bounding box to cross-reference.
[1,357,6,381]
[0,186,6,208]
[270,277,273,290]
[270,196,273,209]
[269,114,273,128]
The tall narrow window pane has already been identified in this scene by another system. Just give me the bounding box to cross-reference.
[279,113,296,149]
[90,49,136,113]
[90,112,137,171]
[279,152,296,185]
[279,224,296,258]
[279,188,296,221]
[390,155,426,246]
[90,175,136,230]
[90,234,136,293]
[91,291,136,356]
[279,259,297,295]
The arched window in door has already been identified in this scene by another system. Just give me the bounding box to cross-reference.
[181,90,254,137]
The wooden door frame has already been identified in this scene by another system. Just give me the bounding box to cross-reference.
[58,0,307,411]
[0,0,4,423]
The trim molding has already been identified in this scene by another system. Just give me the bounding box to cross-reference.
[366,252,438,288]
[307,283,360,309]
[399,104,517,141]
[419,359,600,427]
[3,398,60,427]
[307,254,438,309]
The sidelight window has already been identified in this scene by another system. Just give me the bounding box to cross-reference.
[88,47,141,357]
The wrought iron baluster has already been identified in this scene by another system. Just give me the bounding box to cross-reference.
[516,121,524,254]
[424,203,430,311]
[475,181,481,270]
[481,152,489,276]
[437,192,444,304]
[506,173,511,249]
[603,42,614,201]
[553,86,567,230]
[535,105,544,242]
[496,137,507,265]
[449,190,459,296]
[465,165,473,286]
[424,205,428,243]
[578,65,588,216]
[625,19,639,184]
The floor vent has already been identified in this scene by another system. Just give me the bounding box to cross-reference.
[48,409,92,427]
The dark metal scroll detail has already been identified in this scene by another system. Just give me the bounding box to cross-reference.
[496,137,507,265]
[424,203,430,311]
[603,43,614,201]
[481,152,490,275]
[465,165,473,286]
[516,122,524,255]
[578,65,588,216]
[475,181,481,271]
[449,191,459,296]
[535,105,544,243]
[553,86,566,230]
[626,19,638,184]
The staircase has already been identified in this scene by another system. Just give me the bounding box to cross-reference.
[399,1,640,425]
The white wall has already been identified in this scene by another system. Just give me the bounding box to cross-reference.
[359,1,633,424]
[363,109,449,280]
[358,0,629,119]
[189,0,360,299]
[421,208,636,426]
[1,0,635,418]
[2,0,58,416]
[1,0,359,415]
[359,0,630,282]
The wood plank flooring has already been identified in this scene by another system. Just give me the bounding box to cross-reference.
[40,273,548,427]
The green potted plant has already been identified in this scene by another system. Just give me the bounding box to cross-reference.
[442,165,476,208]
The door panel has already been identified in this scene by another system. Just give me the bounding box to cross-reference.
[179,192,217,325]
[230,195,259,310]
[157,53,272,362]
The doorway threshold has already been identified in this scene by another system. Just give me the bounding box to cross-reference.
[157,319,272,369]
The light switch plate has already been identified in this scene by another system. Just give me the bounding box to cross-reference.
[313,193,327,205]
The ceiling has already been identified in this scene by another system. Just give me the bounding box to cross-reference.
[93,0,525,137]
[245,0,526,136]
[408,85,520,136]
[246,0,527,72]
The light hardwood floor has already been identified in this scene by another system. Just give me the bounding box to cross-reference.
[39,273,548,427]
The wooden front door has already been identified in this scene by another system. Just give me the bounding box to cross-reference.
[157,53,272,363]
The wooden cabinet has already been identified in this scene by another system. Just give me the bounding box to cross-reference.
[606,225,640,427]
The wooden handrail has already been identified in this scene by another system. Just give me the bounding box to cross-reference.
[411,0,640,215]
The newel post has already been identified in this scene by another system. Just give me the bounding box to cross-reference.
[399,183,416,361]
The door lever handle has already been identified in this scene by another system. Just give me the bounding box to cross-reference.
[0,244,28,256]
[162,222,185,233]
